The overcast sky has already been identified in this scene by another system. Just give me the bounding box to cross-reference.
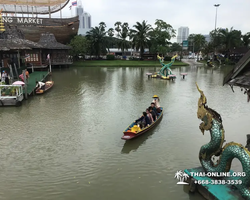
[53,0,250,41]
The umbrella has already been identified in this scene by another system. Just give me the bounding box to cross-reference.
[12,81,25,85]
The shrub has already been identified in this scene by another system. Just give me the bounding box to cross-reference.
[106,54,115,60]
[164,56,172,61]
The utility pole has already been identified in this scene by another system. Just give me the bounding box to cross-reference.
[213,4,220,62]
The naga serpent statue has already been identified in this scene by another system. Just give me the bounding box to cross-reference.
[157,54,177,77]
[196,83,250,200]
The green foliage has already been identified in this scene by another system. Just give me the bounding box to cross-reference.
[69,35,88,58]
[129,57,140,61]
[106,54,115,60]
[130,20,152,59]
[86,22,108,57]
[164,56,172,61]
[170,43,182,52]
[114,22,131,55]
[148,19,175,54]
[188,34,206,52]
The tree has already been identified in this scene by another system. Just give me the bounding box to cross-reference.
[107,28,115,53]
[170,42,182,53]
[130,20,152,59]
[188,34,206,52]
[149,19,175,55]
[114,22,130,56]
[210,27,242,52]
[202,42,214,59]
[242,32,250,47]
[69,35,88,59]
[86,22,107,58]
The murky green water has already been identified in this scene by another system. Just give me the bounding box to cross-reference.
[0,63,249,200]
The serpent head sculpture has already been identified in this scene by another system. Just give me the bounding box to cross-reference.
[196,82,250,200]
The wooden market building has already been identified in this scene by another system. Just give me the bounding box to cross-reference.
[0,26,72,71]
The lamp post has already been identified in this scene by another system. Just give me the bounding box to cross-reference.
[213,4,220,62]
[214,4,220,31]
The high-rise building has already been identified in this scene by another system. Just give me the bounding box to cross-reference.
[76,1,92,35]
[177,27,189,44]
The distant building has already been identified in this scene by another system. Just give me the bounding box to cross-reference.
[177,27,189,44]
[76,1,92,35]
[203,34,211,43]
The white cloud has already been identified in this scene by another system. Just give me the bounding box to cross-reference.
[53,0,250,38]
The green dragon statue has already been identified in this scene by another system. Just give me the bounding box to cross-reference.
[157,54,177,78]
[196,83,250,200]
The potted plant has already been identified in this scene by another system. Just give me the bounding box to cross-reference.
[11,87,18,96]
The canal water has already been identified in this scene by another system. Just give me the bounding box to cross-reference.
[0,63,249,200]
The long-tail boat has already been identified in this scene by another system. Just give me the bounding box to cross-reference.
[121,107,163,140]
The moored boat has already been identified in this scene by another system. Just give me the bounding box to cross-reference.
[121,107,163,140]
[35,81,54,94]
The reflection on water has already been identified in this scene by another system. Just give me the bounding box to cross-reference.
[0,64,249,200]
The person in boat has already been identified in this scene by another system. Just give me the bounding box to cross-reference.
[36,81,45,90]
[148,106,157,121]
[152,95,160,108]
[150,102,160,116]
[146,108,154,123]
[134,112,151,128]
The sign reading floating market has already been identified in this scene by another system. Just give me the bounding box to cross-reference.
[2,17,43,24]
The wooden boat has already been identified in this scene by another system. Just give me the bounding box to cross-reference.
[121,107,163,140]
[35,81,54,94]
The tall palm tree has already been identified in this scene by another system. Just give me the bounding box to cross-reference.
[107,28,114,53]
[193,34,206,52]
[130,20,152,59]
[86,22,107,58]
[115,22,130,56]
[211,27,242,52]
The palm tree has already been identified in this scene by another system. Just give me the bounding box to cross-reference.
[174,170,183,180]
[115,22,130,56]
[182,173,189,182]
[86,22,107,58]
[194,34,206,52]
[107,28,114,53]
[130,20,152,59]
[211,27,242,52]
[202,42,214,59]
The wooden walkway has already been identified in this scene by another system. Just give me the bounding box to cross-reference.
[26,71,50,95]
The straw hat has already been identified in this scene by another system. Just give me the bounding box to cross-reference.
[152,95,159,98]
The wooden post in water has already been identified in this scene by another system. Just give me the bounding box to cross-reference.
[14,63,18,79]
[17,50,21,68]
[23,70,28,99]
[9,64,14,84]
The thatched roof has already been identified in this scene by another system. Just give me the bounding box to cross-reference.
[38,33,71,50]
[0,25,43,50]
[0,38,43,50]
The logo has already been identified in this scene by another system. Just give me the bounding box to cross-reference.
[174,170,189,185]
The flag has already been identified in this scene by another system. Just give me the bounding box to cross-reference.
[72,1,77,6]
